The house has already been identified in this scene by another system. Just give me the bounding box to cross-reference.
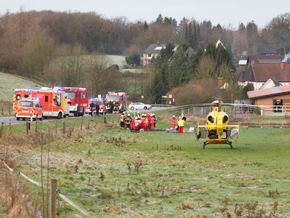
[238,54,290,90]
[259,77,281,89]
[247,85,290,116]
[142,43,165,66]
[142,43,178,66]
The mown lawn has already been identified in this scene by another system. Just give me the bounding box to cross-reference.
[7,115,290,217]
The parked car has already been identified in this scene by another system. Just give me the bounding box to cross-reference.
[128,102,152,110]
[86,98,106,115]
[15,99,43,121]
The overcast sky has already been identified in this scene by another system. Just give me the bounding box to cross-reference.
[1,0,289,29]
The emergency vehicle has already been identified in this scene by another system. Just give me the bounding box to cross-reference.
[86,98,106,115]
[130,113,155,131]
[13,89,33,115]
[32,89,70,119]
[15,99,43,121]
[105,92,127,113]
[59,87,89,116]
[13,88,70,119]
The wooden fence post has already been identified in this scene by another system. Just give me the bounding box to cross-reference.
[63,121,66,134]
[26,120,30,134]
[50,179,57,218]
[0,122,3,138]
[80,117,83,130]
[35,120,38,133]
[55,120,58,135]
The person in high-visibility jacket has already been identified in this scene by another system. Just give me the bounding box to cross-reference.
[119,113,125,128]
[177,116,185,133]
[124,114,132,129]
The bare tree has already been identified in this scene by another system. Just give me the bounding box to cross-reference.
[20,31,55,81]
[266,13,290,54]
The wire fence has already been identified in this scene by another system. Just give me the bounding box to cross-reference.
[0,102,13,116]
[0,116,106,217]
[2,159,94,217]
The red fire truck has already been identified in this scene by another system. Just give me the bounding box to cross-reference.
[59,87,89,116]
[104,92,127,113]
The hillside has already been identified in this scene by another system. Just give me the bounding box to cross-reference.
[106,55,127,69]
[0,72,43,103]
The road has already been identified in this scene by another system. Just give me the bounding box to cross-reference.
[0,106,171,126]
[0,116,15,125]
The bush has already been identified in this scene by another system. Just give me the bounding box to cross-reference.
[125,53,141,66]
[253,107,261,115]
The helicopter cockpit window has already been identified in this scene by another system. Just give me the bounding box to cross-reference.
[222,115,228,123]
[208,115,214,123]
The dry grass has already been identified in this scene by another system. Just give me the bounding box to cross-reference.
[1,114,290,217]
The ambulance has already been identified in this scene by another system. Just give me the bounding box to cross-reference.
[13,89,33,115]
[15,99,43,121]
[13,88,70,119]
[32,89,70,119]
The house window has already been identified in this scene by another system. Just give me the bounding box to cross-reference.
[273,99,283,112]
[148,54,152,58]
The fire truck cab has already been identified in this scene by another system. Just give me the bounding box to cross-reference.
[105,92,127,113]
[59,87,89,116]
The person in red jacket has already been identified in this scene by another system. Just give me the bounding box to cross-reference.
[147,113,154,130]
[171,115,177,130]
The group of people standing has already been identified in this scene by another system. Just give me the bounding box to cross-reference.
[89,102,100,116]
[120,112,156,131]
[170,114,186,133]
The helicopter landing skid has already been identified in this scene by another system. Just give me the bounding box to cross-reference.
[202,141,233,149]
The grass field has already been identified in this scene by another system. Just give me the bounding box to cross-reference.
[1,114,289,217]
[0,72,43,103]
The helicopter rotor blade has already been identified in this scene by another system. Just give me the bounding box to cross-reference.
[168,101,256,113]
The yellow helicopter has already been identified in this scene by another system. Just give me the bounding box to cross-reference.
[195,100,240,149]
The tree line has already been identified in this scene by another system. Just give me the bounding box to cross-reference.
[0,10,289,103]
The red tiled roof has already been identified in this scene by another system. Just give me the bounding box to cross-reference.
[247,85,290,99]
[252,63,290,82]
[249,55,283,64]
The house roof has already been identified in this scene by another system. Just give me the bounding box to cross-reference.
[249,55,284,64]
[143,43,178,54]
[247,85,290,99]
[143,43,166,54]
[238,63,290,82]
[259,77,281,90]
[252,63,290,82]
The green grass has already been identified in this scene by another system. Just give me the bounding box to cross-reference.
[0,72,43,103]
[0,72,44,116]
[4,115,289,217]
[105,55,126,69]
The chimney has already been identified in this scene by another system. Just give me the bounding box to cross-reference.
[280,62,285,70]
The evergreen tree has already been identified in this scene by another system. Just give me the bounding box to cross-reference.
[169,43,189,88]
